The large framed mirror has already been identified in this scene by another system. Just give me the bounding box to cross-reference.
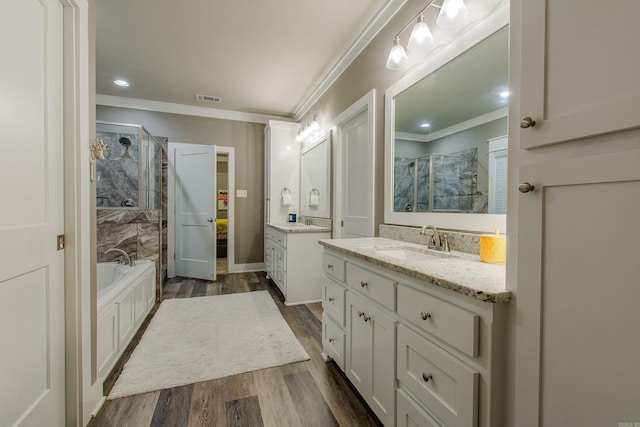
[300,132,331,218]
[384,10,508,232]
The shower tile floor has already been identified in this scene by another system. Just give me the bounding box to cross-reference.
[88,272,382,427]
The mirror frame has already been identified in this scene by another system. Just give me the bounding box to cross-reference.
[300,131,332,219]
[384,7,509,233]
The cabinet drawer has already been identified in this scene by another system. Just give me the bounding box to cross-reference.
[323,279,346,326]
[398,284,478,357]
[398,325,478,427]
[346,263,395,311]
[276,246,286,272]
[322,313,345,370]
[323,252,345,282]
[397,389,441,427]
[270,229,286,248]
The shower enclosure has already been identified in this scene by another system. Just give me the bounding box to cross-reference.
[96,121,162,209]
[394,149,485,213]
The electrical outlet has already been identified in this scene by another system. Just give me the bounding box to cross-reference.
[237,189,248,198]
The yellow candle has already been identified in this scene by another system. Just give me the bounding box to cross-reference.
[479,229,506,264]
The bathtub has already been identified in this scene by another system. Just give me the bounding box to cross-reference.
[96,260,156,382]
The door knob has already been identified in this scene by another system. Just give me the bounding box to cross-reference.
[518,182,535,193]
[207,218,214,223]
[520,116,536,128]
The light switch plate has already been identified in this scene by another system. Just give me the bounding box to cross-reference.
[237,189,247,198]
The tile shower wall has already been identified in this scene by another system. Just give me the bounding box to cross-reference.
[96,129,140,208]
[97,209,162,300]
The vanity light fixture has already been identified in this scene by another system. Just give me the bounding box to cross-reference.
[385,0,470,70]
[436,0,469,28]
[296,116,322,143]
[114,79,130,87]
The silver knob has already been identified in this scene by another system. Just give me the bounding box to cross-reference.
[358,311,364,317]
[520,116,536,128]
[518,182,535,193]
[327,264,333,270]
[420,311,432,320]
[422,372,433,382]
[207,217,214,223]
[328,297,335,302]
[363,315,370,322]
[328,338,335,343]
[360,281,368,288]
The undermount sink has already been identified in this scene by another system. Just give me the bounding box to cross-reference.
[372,246,457,261]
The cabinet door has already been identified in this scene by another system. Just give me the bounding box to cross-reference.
[515,149,640,426]
[346,292,396,426]
[519,0,640,148]
[117,288,135,350]
[346,292,371,393]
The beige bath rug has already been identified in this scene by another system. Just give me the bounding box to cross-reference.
[108,291,309,399]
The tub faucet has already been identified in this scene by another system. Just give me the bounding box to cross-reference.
[420,225,450,252]
[104,248,134,266]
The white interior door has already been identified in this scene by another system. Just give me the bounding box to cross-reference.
[339,110,374,238]
[175,145,216,281]
[0,0,66,425]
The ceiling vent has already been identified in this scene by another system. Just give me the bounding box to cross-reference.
[195,93,222,103]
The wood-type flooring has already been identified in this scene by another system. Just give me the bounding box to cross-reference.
[89,272,382,427]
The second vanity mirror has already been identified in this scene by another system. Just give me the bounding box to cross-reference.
[385,23,509,232]
[300,132,331,218]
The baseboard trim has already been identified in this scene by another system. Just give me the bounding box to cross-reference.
[231,262,265,273]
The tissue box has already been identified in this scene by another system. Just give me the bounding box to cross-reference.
[479,234,506,264]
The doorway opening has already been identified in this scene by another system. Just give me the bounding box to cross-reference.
[216,152,229,274]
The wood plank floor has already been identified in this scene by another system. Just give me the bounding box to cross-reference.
[89,272,382,427]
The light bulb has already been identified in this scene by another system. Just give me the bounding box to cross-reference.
[407,15,434,53]
[436,0,469,28]
[386,37,408,70]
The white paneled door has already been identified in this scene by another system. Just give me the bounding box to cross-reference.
[175,145,217,280]
[339,110,374,238]
[0,0,66,426]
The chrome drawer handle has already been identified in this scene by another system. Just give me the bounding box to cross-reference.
[360,281,368,288]
[328,297,335,302]
[328,338,335,343]
[422,372,433,382]
[420,311,432,320]
[327,264,334,270]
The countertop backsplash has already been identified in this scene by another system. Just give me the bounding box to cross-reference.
[379,224,482,255]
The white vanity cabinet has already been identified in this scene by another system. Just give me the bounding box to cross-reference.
[265,225,330,305]
[320,245,508,427]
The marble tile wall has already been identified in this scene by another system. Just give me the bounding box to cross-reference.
[96,129,140,208]
[379,224,481,255]
[97,209,162,300]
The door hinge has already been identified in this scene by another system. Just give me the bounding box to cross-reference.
[173,252,176,260]
[57,234,65,250]
[341,220,344,227]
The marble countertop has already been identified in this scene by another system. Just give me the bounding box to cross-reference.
[267,223,331,233]
[318,237,510,303]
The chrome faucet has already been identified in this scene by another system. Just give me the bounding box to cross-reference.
[104,248,134,266]
[420,225,450,252]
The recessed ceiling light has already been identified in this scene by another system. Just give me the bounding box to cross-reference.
[500,91,509,98]
[420,122,431,128]
[114,79,130,87]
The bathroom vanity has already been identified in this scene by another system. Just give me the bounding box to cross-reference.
[320,237,510,427]
[265,223,331,305]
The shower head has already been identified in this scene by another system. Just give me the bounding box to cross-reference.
[118,136,133,160]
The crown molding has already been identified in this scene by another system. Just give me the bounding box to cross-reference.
[96,94,292,124]
[293,0,409,120]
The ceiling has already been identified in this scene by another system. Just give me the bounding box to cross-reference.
[96,0,391,118]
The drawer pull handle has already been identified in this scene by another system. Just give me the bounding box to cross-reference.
[358,311,364,317]
[327,264,334,270]
[363,315,371,322]
[328,338,335,343]
[420,311,432,320]
[422,372,433,382]
[360,281,368,288]
[328,297,335,302]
